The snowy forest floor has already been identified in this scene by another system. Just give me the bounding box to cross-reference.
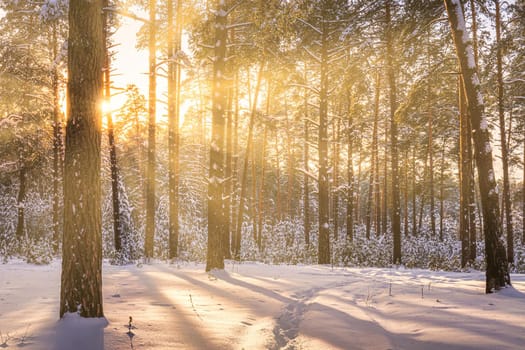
[1,260,524,350]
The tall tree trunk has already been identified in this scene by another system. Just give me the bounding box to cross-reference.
[60,0,104,317]
[366,72,380,238]
[224,79,234,259]
[207,0,229,271]
[144,0,157,259]
[381,117,388,236]
[404,149,409,236]
[318,19,330,264]
[103,2,122,254]
[412,146,417,236]
[386,0,401,264]
[52,23,62,254]
[332,118,340,240]
[257,125,268,249]
[285,99,294,221]
[303,66,311,246]
[428,112,436,237]
[459,76,470,267]
[346,90,354,241]
[439,138,446,241]
[495,0,513,264]
[468,0,479,263]
[168,0,182,259]
[445,0,510,292]
[275,130,282,222]
[250,135,258,242]
[355,123,364,225]
[233,62,264,261]
[15,165,26,239]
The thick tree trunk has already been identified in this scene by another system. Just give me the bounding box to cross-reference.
[207,0,228,271]
[145,0,157,259]
[495,0,513,264]
[445,0,510,292]
[386,1,401,264]
[60,0,104,318]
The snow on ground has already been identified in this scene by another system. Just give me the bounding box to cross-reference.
[1,260,524,350]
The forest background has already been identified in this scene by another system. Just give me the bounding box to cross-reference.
[1,0,524,277]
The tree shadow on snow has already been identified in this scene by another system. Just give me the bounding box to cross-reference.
[53,314,107,350]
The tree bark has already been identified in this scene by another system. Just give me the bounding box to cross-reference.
[103,1,122,254]
[346,90,354,242]
[366,71,380,238]
[445,0,510,292]
[386,0,401,264]
[168,0,182,259]
[60,0,104,317]
[318,18,330,264]
[495,0,513,264]
[459,76,470,267]
[145,0,157,259]
[207,0,229,271]
[52,23,63,254]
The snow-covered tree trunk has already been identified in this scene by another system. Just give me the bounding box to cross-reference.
[444,0,510,292]
[60,0,104,318]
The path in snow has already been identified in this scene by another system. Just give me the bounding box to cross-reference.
[0,260,524,349]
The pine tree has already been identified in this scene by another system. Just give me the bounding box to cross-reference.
[60,0,105,317]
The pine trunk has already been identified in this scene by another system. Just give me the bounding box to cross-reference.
[60,0,104,317]
[103,4,122,254]
[168,0,182,259]
[145,0,157,259]
[445,0,510,292]
[207,0,228,271]
[386,1,401,264]
[346,91,354,242]
[318,19,330,264]
[459,76,470,267]
[495,0,513,264]
[52,23,62,254]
